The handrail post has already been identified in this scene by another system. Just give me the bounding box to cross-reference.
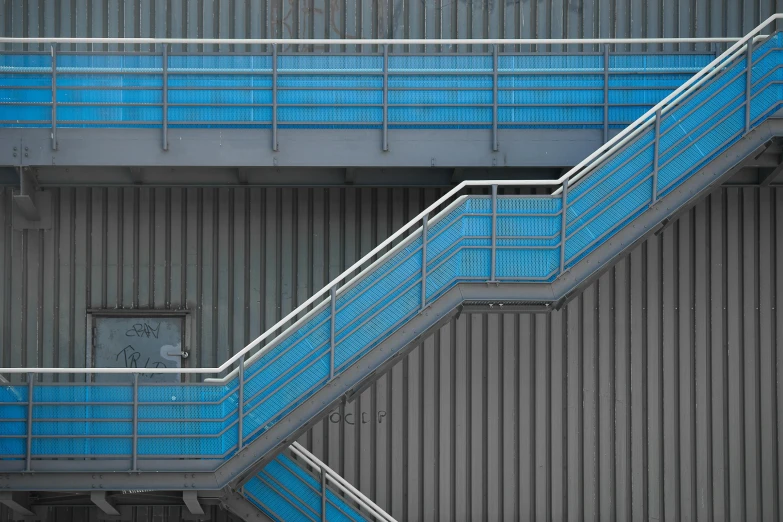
[652,108,661,204]
[329,286,336,380]
[50,45,57,151]
[272,43,278,152]
[131,374,138,472]
[238,354,244,450]
[490,184,497,281]
[162,44,168,151]
[745,41,753,132]
[382,44,389,151]
[492,44,498,152]
[603,44,609,144]
[421,214,428,310]
[25,373,34,472]
[559,178,568,274]
[320,467,327,522]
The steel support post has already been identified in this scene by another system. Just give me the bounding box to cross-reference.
[382,44,389,152]
[559,178,568,274]
[421,214,428,309]
[320,469,327,522]
[492,45,499,151]
[490,184,498,281]
[652,108,661,204]
[162,44,169,151]
[746,42,753,132]
[603,44,610,144]
[51,45,57,151]
[238,355,244,450]
[25,373,33,472]
[131,374,138,472]
[329,286,336,380]
[272,44,279,151]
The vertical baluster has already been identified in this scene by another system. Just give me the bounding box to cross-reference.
[51,45,57,151]
[652,108,661,204]
[132,374,138,471]
[329,286,336,380]
[25,373,34,472]
[272,44,278,151]
[745,42,753,132]
[490,184,497,281]
[421,215,428,310]
[162,44,168,151]
[560,178,568,274]
[603,44,610,144]
[238,354,245,451]
[320,468,327,522]
[382,44,389,151]
[492,44,498,152]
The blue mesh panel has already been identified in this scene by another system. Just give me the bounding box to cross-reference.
[57,54,162,71]
[609,54,714,71]
[278,106,381,122]
[0,439,26,456]
[390,55,491,71]
[499,55,602,71]
[168,89,271,104]
[279,55,382,71]
[499,89,603,104]
[169,106,270,123]
[499,106,601,123]
[0,54,52,70]
[4,38,783,466]
[279,89,380,104]
[245,454,366,522]
[168,55,272,71]
[168,74,270,88]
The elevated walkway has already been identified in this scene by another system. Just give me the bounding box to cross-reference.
[2,15,783,521]
[0,38,726,168]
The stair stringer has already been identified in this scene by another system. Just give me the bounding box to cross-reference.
[3,117,783,494]
[231,116,783,489]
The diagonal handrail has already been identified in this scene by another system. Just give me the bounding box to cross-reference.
[0,15,779,380]
[0,19,782,479]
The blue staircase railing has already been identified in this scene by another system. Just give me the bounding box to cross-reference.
[1,17,782,478]
[0,46,715,136]
[242,442,396,522]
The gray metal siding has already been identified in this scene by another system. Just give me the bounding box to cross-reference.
[297,186,783,521]
[0,185,781,520]
[2,0,783,51]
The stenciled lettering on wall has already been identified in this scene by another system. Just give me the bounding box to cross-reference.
[328,410,387,425]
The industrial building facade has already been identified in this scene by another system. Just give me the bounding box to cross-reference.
[0,1,782,521]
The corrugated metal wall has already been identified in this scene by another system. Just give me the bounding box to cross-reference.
[2,0,783,52]
[298,186,783,522]
[0,184,780,520]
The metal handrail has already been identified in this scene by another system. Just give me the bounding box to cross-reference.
[1,16,781,379]
[0,37,747,45]
[288,442,397,522]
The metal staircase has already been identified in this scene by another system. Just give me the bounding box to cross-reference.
[2,13,783,521]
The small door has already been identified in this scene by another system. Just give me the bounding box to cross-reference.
[93,316,184,383]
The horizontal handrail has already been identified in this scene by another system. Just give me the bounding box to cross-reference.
[1,17,781,378]
[0,37,746,45]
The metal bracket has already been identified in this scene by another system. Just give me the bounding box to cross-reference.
[13,168,39,222]
[183,491,205,515]
[90,491,120,516]
[0,492,35,517]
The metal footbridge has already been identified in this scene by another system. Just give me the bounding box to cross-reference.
[2,14,783,522]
